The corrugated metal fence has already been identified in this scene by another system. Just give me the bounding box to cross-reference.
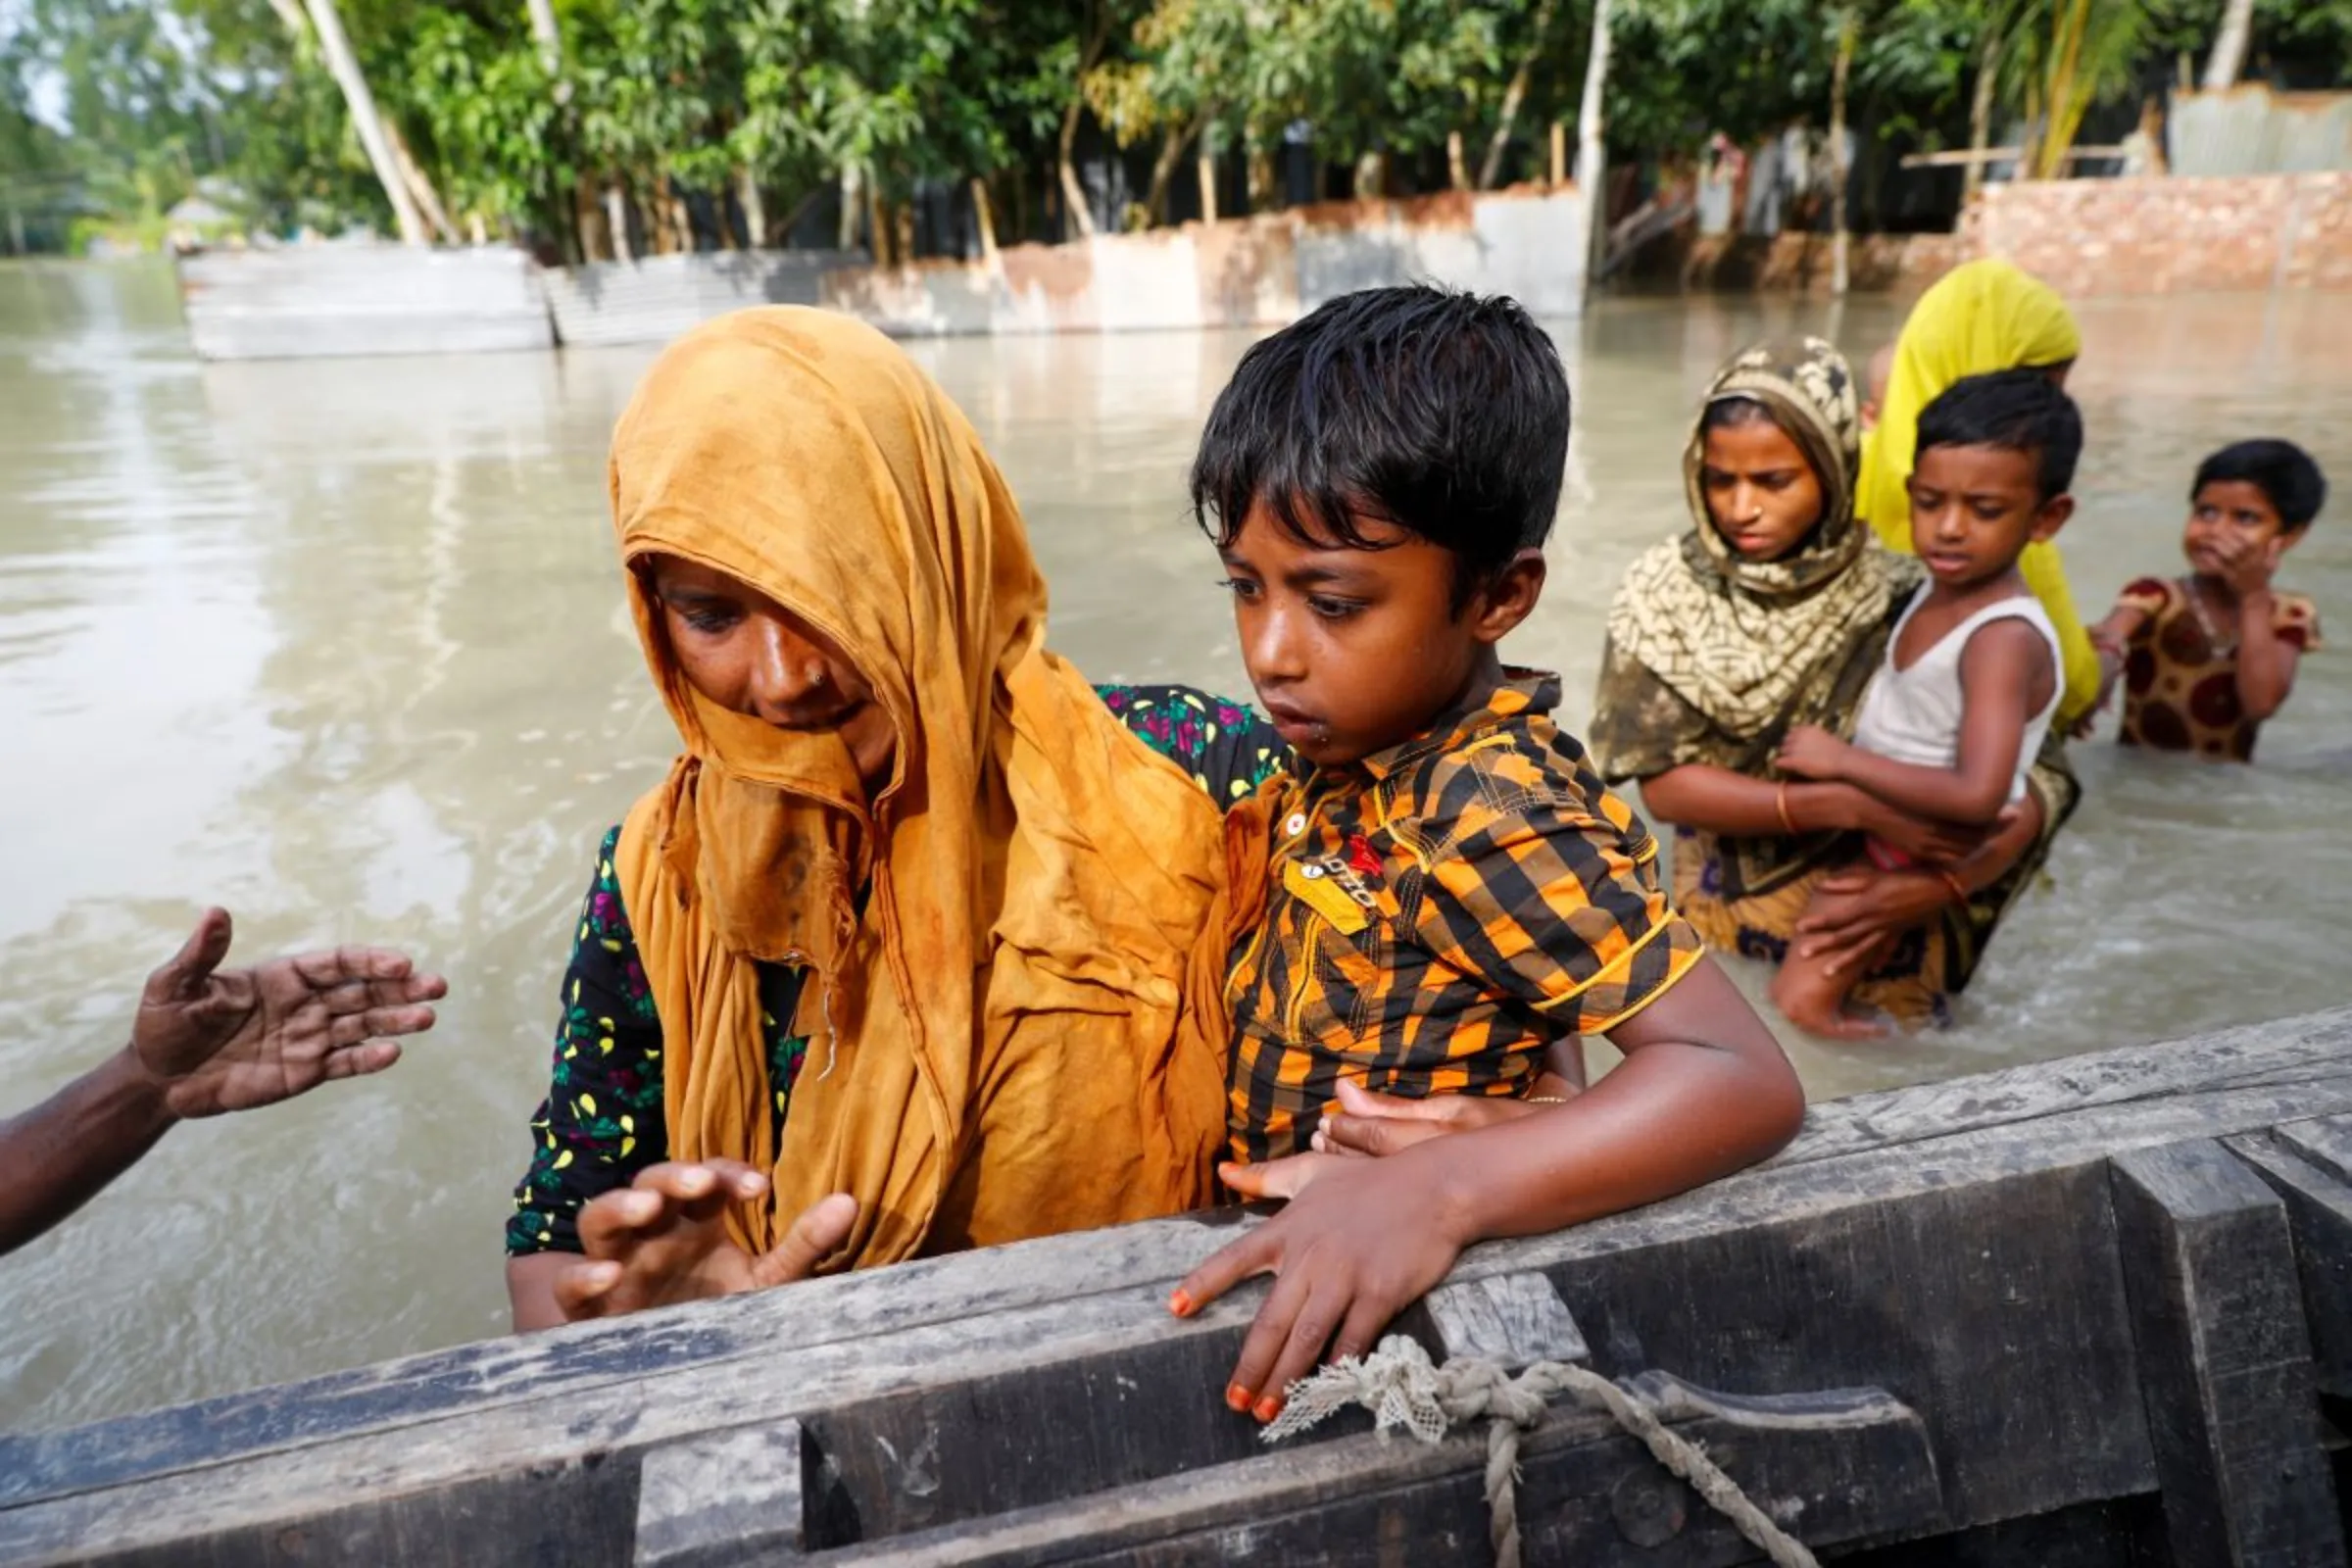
[2170,85,2352,178]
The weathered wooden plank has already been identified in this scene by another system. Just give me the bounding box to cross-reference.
[635,1419,806,1568]
[2273,1115,2352,1187]
[10,1020,2352,1567]
[1419,1270,1589,1371]
[0,1163,2132,1566]
[2224,1129,2352,1401]
[2111,1139,2347,1567]
[10,1013,2345,1521]
[806,1376,1940,1567]
[1777,1009,2352,1167]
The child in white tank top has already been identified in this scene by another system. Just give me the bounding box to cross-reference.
[1769,369,2082,1039]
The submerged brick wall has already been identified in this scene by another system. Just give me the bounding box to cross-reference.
[1962,172,2352,296]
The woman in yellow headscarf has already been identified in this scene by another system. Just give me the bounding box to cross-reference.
[1858,258,2101,722]
[504,308,1287,1329]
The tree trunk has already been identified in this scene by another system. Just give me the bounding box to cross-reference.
[1446,130,1470,191]
[1479,0,1558,191]
[839,165,863,251]
[1574,0,1612,281]
[1830,6,1856,297]
[1144,121,1196,224]
[1246,133,1276,214]
[2203,0,2255,90]
[893,201,915,266]
[523,0,561,74]
[736,167,765,249]
[1057,6,1112,239]
[1352,150,1385,200]
[605,177,633,263]
[868,178,891,267]
[1964,25,2001,204]
[1549,121,1566,187]
[298,0,427,245]
[384,120,459,244]
[1198,140,1219,224]
[970,177,1001,264]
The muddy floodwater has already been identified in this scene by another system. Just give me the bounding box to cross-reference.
[1,262,2345,1432]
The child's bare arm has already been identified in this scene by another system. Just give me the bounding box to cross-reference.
[1173,957,1800,1417]
[1783,620,2051,825]
[2234,591,2303,721]
[2212,534,2301,722]
[1639,763,1984,864]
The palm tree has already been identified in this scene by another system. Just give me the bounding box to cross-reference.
[2009,0,2145,181]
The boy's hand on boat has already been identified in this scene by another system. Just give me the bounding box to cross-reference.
[1774,725,1849,782]
[130,907,447,1119]
[1310,1079,1547,1158]
[555,1162,857,1322]
[1171,1153,1473,1426]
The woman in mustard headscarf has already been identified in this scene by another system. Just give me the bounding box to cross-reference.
[504,309,1288,1328]
[1858,258,2102,723]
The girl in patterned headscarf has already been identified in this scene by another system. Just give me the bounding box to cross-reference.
[1591,338,2076,1031]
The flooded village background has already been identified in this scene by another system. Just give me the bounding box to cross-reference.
[2,0,2349,1432]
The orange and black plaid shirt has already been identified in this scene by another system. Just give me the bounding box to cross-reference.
[1225,671,1702,1163]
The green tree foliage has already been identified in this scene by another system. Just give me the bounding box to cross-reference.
[1,0,2342,255]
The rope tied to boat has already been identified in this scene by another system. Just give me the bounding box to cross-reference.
[1260,1335,1818,1568]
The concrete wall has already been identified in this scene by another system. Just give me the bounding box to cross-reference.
[1961,172,2352,297]
[175,246,553,361]
[814,184,1590,337]
[543,250,862,348]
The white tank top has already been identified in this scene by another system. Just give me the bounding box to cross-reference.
[1849,590,2064,805]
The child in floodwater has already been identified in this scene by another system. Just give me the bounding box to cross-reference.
[2085,440,2325,761]
[1164,285,1803,1425]
[1770,369,2077,1038]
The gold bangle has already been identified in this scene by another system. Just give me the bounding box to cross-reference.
[1776,782,1798,836]
[1936,868,1970,906]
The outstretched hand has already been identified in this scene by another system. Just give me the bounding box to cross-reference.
[131,907,447,1119]
[553,1160,858,1323]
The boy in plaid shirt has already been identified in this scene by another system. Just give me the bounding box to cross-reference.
[1169,287,1803,1426]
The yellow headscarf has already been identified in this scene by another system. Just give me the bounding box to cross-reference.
[607,308,1231,1268]
[1857,258,2100,720]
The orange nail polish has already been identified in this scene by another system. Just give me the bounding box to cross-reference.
[1225,1383,1251,1413]
[1168,1289,1194,1317]
[1253,1396,1283,1424]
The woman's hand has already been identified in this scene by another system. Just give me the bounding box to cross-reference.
[1850,797,1986,866]
[551,1160,857,1322]
[1774,724,1850,782]
[1792,868,1949,977]
[1170,1152,1474,1424]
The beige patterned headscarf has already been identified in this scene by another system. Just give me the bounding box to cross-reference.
[1589,337,1919,785]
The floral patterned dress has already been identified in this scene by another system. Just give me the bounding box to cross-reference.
[508,685,1285,1255]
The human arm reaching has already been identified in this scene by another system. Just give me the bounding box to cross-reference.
[0,908,445,1256]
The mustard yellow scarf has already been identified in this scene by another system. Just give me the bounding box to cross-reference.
[607,308,1231,1266]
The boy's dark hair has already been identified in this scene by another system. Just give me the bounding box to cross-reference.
[2193,439,2326,530]
[1190,285,1570,606]
[1914,368,2082,503]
